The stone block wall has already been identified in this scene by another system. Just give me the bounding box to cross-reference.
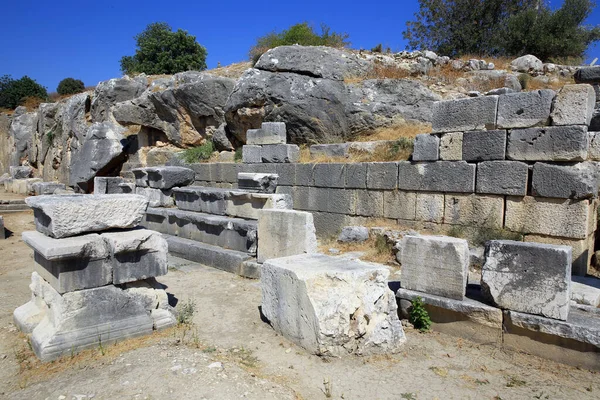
[187,85,600,276]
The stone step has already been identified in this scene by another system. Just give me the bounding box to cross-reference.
[0,204,30,211]
[172,186,291,220]
[0,199,26,205]
[164,235,252,276]
[141,208,257,254]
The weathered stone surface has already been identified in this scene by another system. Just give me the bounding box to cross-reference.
[91,75,147,122]
[571,276,600,307]
[338,226,369,243]
[551,84,596,126]
[525,234,593,276]
[237,172,278,193]
[399,235,470,300]
[476,161,529,196]
[10,166,32,179]
[481,240,571,320]
[432,96,498,133]
[505,196,593,239]
[574,66,600,84]
[354,190,382,217]
[398,161,475,193]
[309,143,350,158]
[242,145,262,163]
[313,163,346,188]
[510,54,543,72]
[590,131,600,160]
[261,144,300,163]
[261,253,405,356]
[532,162,598,199]
[93,177,125,194]
[257,209,317,263]
[132,168,148,187]
[69,122,125,190]
[246,122,287,145]
[32,182,66,196]
[462,130,506,161]
[439,132,463,161]
[146,166,194,189]
[497,89,554,128]
[22,230,108,260]
[507,126,589,161]
[8,110,37,167]
[415,192,444,223]
[26,194,148,238]
[383,190,417,220]
[412,134,439,161]
[367,162,398,190]
[444,194,504,228]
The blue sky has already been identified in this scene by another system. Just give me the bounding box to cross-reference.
[1,0,599,92]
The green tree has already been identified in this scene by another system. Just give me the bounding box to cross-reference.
[56,77,85,95]
[403,0,540,57]
[120,22,207,75]
[0,75,48,109]
[502,0,600,62]
[249,22,350,62]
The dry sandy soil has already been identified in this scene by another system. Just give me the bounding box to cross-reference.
[0,207,599,400]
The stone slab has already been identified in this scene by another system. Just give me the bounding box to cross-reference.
[571,276,600,307]
[399,235,470,300]
[507,126,589,161]
[524,234,594,277]
[432,95,498,133]
[26,194,149,238]
[398,161,476,193]
[481,240,571,320]
[135,186,174,207]
[462,130,506,161]
[383,190,417,220]
[94,177,125,194]
[22,231,109,261]
[313,163,346,188]
[439,132,463,161]
[354,190,381,217]
[261,253,405,356]
[476,161,529,196]
[345,163,367,189]
[33,182,66,196]
[366,162,398,190]
[497,89,554,128]
[412,134,439,161]
[146,166,195,189]
[531,162,598,199]
[237,173,278,193]
[261,144,300,163]
[246,122,286,145]
[551,84,596,126]
[444,193,504,228]
[257,209,317,263]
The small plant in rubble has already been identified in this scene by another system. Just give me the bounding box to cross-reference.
[409,296,432,332]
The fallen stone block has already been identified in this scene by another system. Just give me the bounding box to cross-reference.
[261,253,406,356]
[398,161,475,193]
[261,144,300,163]
[135,187,174,207]
[496,89,554,128]
[32,182,66,196]
[505,196,593,239]
[257,209,317,263]
[462,130,506,161]
[444,194,504,228]
[551,84,596,126]
[439,132,462,161]
[26,194,149,238]
[532,162,598,199]
[571,276,600,307]
[146,166,194,189]
[481,240,571,320]
[432,95,498,133]
[338,226,369,243]
[399,235,469,300]
[246,122,287,145]
[132,168,148,187]
[237,173,278,193]
[412,134,439,161]
[10,166,32,179]
[507,125,588,161]
[476,161,529,196]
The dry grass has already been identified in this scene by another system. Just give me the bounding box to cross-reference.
[207,61,253,79]
[319,235,398,266]
[525,76,574,91]
[427,64,506,92]
[354,122,431,142]
[20,96,46,111]
[345,63,412,84]
[456,55,513,70]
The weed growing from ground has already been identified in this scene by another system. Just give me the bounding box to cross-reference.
[180,142,214,163]
[409,297,432,332]
[177,298,197,325]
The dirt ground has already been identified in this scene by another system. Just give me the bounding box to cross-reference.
[0,209,599,400]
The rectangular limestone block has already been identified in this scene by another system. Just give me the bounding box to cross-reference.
[237,173,278,193]
[294,163,314,186]
[444,194,504,228]
[398,161,475,193]
[439,132,463,161]
[432,95,498,133]
[345,163,367,189]
[383,190,417,220]
[496,89,555,128]
[26,194,149,239]
[257,209,317,263]
[412,134,439,161]
[135,186,174,207]
[551,84,596,126]
[525,234,594,276]
[313,163,346,188]
[94,177,125,194]
[571,276,600,307]
[242,145,262,163]
[367,162,398,190]
[399,235,470,300]
[589,131,600,160]
[476,161,529,196]
[261,144,300,163]
[355,190,383,217]
[261,253,405,356]
[531,162,598,200]
[507,125,589,161]
[505,196,593,239]
[146,166,195,189]
[246,122,287,145]
[33,182,66,196]
[190,163,212,181]
[462,130,506,161]
[274,164,295,186]
[482,240,571,320]
[415,192,445,223]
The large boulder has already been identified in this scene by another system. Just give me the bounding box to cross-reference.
[225,46,440,144]
[510,55,543,73]
[91,75,148,122]
[113,73,235,147]
[8,108,37,167]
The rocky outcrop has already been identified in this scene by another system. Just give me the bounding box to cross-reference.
[8,107,38,167]
[91,75,147,122]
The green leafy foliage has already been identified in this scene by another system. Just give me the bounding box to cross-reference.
[181,141,214,163]
[403,0,600,60]
[0,75,48,109]
[249,22,350,63]
[57,77,85,95]
[409,296,432,332]
[120,22,207,75]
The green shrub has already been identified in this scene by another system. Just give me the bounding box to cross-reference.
[0,75,48,109]
[181,141,214,163]
[234,147,243,162]
[57,78,85,95]
[409,296,432,332]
